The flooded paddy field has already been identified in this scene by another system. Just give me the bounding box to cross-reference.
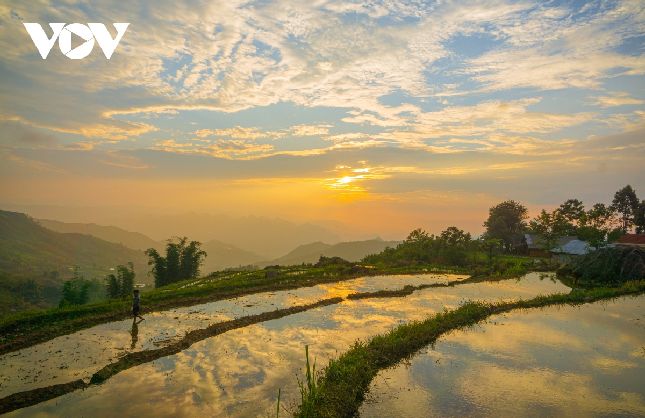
[2,273,568,417]
[360,295,645,417]
[0,273,465,399]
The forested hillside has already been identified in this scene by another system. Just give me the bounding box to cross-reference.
[0,210,148,314]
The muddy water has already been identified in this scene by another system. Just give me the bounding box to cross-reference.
[360,295,645,418]
[4,273,568,417]
[0,273,463,398]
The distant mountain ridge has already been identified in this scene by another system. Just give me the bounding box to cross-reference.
[38,219,162,251]
[37,218,265,273]
[200,240,263,273]
[0,210,148,278]
[262,238,400,266]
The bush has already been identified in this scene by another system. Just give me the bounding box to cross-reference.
[560,247,645,285]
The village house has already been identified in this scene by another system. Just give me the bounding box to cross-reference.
[614,234,645,248]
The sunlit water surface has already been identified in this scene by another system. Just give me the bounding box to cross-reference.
[2,273,569,417]
[0,273,464,398]
[360,295,645,418]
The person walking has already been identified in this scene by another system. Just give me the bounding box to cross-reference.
[132,289,145,321]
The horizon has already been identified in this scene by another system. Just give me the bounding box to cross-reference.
[1,0,644,243]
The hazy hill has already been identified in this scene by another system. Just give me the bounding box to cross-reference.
[200,240,264,273]
[2,206,341,259]
[0,210,148,277]
[0,210,150,313]
[116,213,340,259]
[36,219,265,273]
[264,239,400,266]
[38,219,162,251]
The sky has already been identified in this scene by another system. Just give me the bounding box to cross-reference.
[0,0,644,240]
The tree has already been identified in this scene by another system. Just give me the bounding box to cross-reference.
[439,226,472,265]
[105,263,136,299]
[611,185,639,232]
[118,262,135,298]
[145,248,167,288]
[106,274,120,299]
[440,226,471,247]
[577,203,616,249]
[483,200,528,253]
[59,267,91,307]
[634,200,645,234]
[180,240,207,280]
[146,237,207,287]
[406,228,430,243]
[529,209,568,251]
[165,239,182,283]
[481,238,503,265]
[557,198,585,235]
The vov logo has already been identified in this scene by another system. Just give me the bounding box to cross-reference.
[23,23,129,60]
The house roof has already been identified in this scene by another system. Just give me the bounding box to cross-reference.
[616,234,645,245]
[554,239,591,255]
[524,233,591,255]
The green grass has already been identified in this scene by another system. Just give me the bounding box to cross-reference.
[294,280,645,418]
[0,254,551,355]
[0,263,468,355]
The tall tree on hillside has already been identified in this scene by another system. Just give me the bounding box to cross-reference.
[106,274,120,299]
[180,240,207,279]
[145,248,167,288]
[106,263,136,299]
[118,262,135,298]
[146,237,207,288]
[483,200,528,253]
[59,267,91,307]
[611,185,639,232]
[634,200,645,234]
[165,239,182,282]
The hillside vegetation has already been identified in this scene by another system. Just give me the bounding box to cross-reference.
[0,210,148,314]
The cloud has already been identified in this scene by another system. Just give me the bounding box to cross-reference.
[195,126,282,140]
[594,92,644,107]
[1,0,644,237]
[154,138,274,160]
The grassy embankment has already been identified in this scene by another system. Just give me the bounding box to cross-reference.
[0,255,545,355]
[295,280,645,418]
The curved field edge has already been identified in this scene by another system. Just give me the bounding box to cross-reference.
[295,280,645,418]
[0,272,548,414]
[0,297,344,415]
[0,261,530,356]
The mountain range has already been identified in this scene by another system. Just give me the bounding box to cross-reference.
[261,239,400,266]
[0,209,399,314]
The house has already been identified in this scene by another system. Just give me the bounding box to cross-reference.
[524,234,550,257]
[524,233,591,259]
[615,234,645,248]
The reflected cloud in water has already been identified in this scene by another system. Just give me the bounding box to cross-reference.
[4,273,569,417]
[361,295,645,417]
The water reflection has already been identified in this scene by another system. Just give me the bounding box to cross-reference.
[130,319,144,350]
[0,273,462,398]
[4,273,569,417]
[360,295,645,417]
